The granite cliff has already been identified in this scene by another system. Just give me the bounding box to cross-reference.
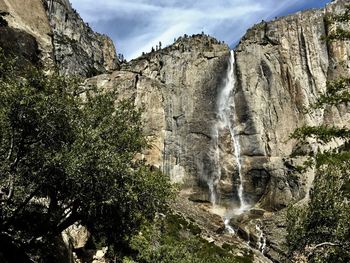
[1,0,349,262]
[84,1,350,261]
[234,0,350,211]
[85,0,350,210]
[0,0,118,76]
[84,0,349,211]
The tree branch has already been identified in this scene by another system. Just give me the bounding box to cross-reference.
[6,127,14,161]
[5,173,14,201]
[53,213,79,237]
[4,186,41,226]
[0,128,16,202]
[313,242,339,249]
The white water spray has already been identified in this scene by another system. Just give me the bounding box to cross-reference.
[215,50,247,211]
[256,223,267,254]
[224,218,235,235]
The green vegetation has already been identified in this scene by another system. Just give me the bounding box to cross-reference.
[124,212,254,263]
[322,5,350,43]
[287,77,350,262]
[0,49,173,261]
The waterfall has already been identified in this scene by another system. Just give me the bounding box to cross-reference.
[208,179,216,204]
[256,223,267,254]
[214,50,247,210]
[224,218,235,235]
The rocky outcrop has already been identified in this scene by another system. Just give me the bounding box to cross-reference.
[0,0,119,76]
[44,0,119,76]
[0,26,40,67]
[85,2,350,260]
[0,0,54,68]
[4,0,348,215]
[2,0,350,261]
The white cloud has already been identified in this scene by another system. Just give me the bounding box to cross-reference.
[69,0,328,60]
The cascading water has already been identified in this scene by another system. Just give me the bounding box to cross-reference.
[214,50,247,210]
[209,50,249,235]
[256,222,267,254]
[224,218,235,234]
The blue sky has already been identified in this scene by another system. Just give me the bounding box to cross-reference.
[70,0,331,60]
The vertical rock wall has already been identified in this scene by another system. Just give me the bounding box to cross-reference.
[3,0,350,212]
[0,0,54,68]
[234,0,350,209]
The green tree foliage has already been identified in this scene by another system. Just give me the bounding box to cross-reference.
[287,77,350,262]
[322,5,350,43]
[0,49,173,260]
[125,213,254,263]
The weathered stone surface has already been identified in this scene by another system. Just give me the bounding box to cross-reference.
[0,0,54,68]
[63,224,90,250]
[234,0,350,210]
[85,2,350,261]
[88,35,230,195]
[0,26,40,67]
[0,0,119,76]
[261,210,288,263]
[85,0,350,212]
[3,0,350,261]
[45,0,119,76]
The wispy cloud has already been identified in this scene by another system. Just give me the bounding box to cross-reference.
[70,0,331,60]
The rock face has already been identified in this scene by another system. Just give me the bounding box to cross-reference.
[87,35,230,196]
[3,0,348,216]
[2,0,350,261]
[85,0,350,213]
[0,0,118,76]
[44,0,119,76]
[0,0,54,68]
[234,0,350,210]
[0,26,40,67]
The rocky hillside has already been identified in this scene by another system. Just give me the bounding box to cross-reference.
[3,0,347,213]
[0,0,119,76]
[45,0,119,76]
[1,0,349,262]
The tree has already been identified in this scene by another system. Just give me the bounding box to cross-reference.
[118,53,125,63]
[287,6,350,261]
[287,78,350,262]
[0,49,173,260]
